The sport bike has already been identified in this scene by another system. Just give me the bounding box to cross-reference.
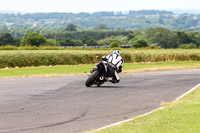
[85,61,116,87]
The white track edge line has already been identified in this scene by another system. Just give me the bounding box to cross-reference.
[176,83,200,100]
[93,83,200,132]
[94,107,164,132]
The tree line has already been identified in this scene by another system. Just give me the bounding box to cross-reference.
[0,25,200,49]
[0,10,200,30]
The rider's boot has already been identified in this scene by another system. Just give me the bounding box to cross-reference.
[111,79,120,83]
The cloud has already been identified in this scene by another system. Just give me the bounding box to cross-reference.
[0,0,199,13]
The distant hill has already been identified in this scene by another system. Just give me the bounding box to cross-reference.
[0,10,23,14]
[0,10,200,30]
[171,9,200,14]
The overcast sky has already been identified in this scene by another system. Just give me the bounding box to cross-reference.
[0,0,199,13]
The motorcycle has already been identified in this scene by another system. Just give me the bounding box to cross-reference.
[85,61,115,87]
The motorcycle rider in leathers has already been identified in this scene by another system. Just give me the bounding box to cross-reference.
[102,50,123,83]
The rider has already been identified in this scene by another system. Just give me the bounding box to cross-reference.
[102,50,123,83]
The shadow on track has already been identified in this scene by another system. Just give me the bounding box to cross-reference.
[91,85,127,88]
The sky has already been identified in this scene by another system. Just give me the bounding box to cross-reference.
[0,0,199,13]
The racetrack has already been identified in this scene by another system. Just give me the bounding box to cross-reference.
[0,69,200,133]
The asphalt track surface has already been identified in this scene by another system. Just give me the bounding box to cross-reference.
[0,69,200,133]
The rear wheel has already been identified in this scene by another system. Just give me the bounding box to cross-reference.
[85,71,100,87]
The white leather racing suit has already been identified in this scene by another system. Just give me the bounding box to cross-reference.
[104,50,123,83]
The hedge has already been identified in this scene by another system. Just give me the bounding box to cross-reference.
[1,50,200,68]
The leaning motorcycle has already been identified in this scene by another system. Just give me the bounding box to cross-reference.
[85,61,115,87]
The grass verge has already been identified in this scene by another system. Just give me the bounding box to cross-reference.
[92,86,200,133]
[0,61,200,78]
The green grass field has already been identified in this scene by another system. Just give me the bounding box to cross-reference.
[93,86,200,133]
[0,61,200,78]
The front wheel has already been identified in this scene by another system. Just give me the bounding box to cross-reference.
[85,71,100,87]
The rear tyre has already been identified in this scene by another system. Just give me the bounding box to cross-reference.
[85,71,100,87]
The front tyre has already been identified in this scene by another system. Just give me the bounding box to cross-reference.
[85,71,100,87]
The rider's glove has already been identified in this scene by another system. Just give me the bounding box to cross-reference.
[102,56,107,61]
